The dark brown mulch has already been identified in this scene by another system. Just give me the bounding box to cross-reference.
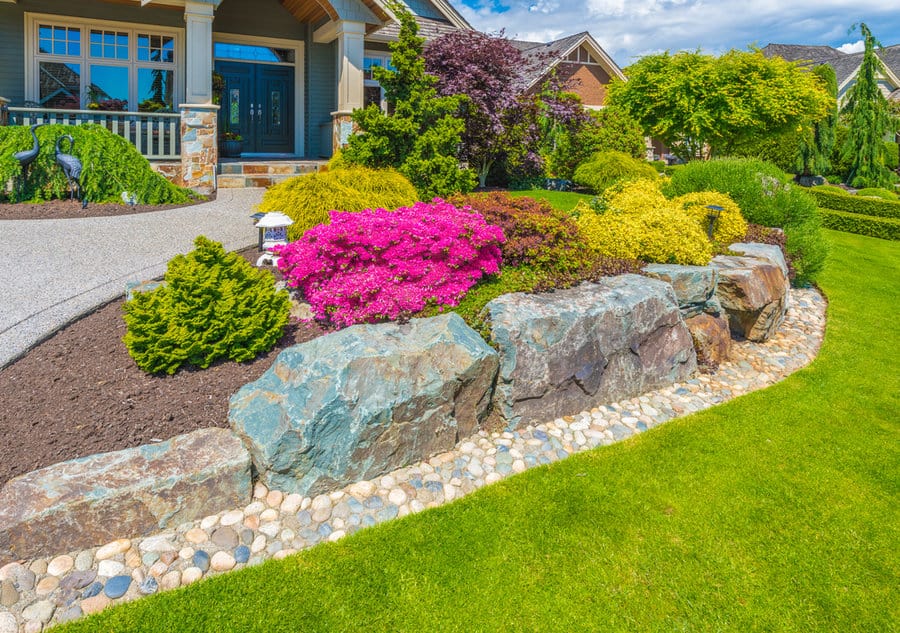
[0,193,215,221]
[0,248,326,488]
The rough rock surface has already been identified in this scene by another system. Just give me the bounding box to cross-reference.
[0,429,251,564]
[485,274,697,429]
[642,264,718,318]
[229,314,499,496]
[685,313,732,369]
[712,250,789,342]
[728,243,790,279]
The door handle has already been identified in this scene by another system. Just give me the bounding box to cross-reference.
[257,104,263,123]
[249,103,255,118]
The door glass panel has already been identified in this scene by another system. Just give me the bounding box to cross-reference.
[138,68,173,111]
[229,88,240,126]
[88,65,129,110]
[39,62,81,109]
[271,91,281,127]
[214,43,294,63]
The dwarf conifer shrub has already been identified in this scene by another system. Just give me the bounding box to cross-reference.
[450,192,592,272]
[0,123,193,204]
[276,200,504,327]
[256,166,419,241]
[572,150,658,194]
[673,191,748,245]
[123,236,290,374]
[575,179,712,266]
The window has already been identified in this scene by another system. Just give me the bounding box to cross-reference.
[364,53,394,111]
[30,16,179,112]
[566,46,600,65]
[214,42,294,64]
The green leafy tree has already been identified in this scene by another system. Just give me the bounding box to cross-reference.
[342,3,474,198]
[840,23,898,188]
[608,49,831,162]
[797,64,838,178]
[547,106,646,179]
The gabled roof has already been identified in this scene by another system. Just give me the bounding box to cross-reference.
[760,43,845,63]
[763,42,900,94]
[368,15,466,42]
[509,31,625,89]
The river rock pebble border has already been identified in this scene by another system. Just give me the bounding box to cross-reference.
[0,288,826,632]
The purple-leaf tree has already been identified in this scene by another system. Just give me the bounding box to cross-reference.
[425,30,548,187]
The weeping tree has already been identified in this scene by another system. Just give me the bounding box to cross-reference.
[796,64,838,182]
[840,23,897,188]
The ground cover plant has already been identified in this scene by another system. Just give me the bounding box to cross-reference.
[276,200,504,327]
[59,228,900,632]
[124,236,291,374]
[0,123,193,204]
[256,166,418,241]
[665,157,827,285]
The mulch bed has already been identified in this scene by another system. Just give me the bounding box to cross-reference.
[0,247,327,488]
[0,193,215,221]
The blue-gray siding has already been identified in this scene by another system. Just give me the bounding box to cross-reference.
[399,0,445,20]
[306,27,336,158]
[0,5,25,105]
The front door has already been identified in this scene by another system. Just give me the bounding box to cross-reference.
[216,61,294,154]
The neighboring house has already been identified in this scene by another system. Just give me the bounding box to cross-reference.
[0,0,470,190]
[509,31,626,109]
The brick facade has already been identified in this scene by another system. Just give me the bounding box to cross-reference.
[555,62,612,107]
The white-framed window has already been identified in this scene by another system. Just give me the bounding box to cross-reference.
[565,46,600,65]
[363,52,394,112]
[27,14,181,112]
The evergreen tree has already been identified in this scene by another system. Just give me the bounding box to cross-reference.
[342,3,475,198]
[796,64,838,179]
[841,23,896,188]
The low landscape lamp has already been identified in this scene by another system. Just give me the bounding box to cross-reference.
[251,211,294,266]
[705,205,723,240]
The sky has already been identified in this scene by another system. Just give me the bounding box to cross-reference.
[447,0,900,68]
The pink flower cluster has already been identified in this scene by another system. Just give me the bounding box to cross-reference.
[276,199,505,327]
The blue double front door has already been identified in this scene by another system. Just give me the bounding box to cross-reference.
[215,61,294,154]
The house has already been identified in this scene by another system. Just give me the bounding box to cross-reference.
[509,31,626,109]
[0,0,471,191]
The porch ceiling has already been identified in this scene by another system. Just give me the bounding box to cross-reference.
[279,0,390,26]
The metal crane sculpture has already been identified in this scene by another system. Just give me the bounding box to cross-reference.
[12,123,45,201]
[55,134,87,208]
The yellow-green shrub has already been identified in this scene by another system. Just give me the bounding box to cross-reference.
[673,191,748,245]
[257,166,418,241]
[572,150,658,194]
[575,179,713,266]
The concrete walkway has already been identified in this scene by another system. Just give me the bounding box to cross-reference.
[0,188,265,368]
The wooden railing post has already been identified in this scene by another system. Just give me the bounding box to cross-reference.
[0,97,9,126]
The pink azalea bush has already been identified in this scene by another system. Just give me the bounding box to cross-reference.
[276,199,505,327]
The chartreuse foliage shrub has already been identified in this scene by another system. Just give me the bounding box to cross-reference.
[449,192,592,272]
[819,208,900,240]
[276,200,504,327]
[0,123,193,204]
[665,157,827,285]
[575,179,713,266]
[573,150,658,194]
[256,167,418,241]
[672,191,748,245]
[123,236,290,375]
[855,187,898,200]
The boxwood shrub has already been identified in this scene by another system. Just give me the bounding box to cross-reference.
[808,187,900,220]
[573,150,658,194]
[819,209,900,241]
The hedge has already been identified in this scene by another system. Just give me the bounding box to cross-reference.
[819,208,900,241]
[809,187,900,220]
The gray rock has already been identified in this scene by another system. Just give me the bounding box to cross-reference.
[642,264,718,306]
[22,599,55,623]
[685,313,732,369]
[230,313,499,496]
[485,274,697,429]
[0,579,17,607]
[0,429,251,564]
[124,279,165,302]
[728,243,789,279]
[711,255,789,342]
[211,526,238,549]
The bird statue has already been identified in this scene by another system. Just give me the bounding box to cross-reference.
[55,134,87,208]
[12,123,45,202]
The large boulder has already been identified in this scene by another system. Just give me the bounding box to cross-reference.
[0,429,251,564]
[228,313,499,496]
[485,274,697,429]
[685,313,732,369]
[712,248,789,342]
[642,264,719,318]
[728,242,790,279]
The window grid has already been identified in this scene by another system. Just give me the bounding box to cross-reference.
[90,30,129,60]
[38,25,81,57]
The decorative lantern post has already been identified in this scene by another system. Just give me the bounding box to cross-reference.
[251,212,294,266]
[705,205,723,240]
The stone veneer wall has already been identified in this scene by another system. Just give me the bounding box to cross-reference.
[331,111,356,155]
[0,97,8,126]
[179,104,219,194]
[150,162,183,186]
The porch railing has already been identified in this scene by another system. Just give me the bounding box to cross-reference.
[7,107,181,160]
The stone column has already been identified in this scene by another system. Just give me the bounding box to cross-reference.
[180,104,219,194]
[184,1,216,104]
[320,20,366,154]
[0,97,9,126]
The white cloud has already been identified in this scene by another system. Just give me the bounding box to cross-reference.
[837,40,865,53]
[450,1,900,65]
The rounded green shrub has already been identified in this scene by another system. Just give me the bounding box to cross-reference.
[572,150,658,194]
[855,187,897,200]
[256,166,419,241]
[0,123,193,204]
[123,236,290,375]
[664,157,828,285]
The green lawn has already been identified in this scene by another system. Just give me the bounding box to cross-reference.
[63,229,899,632]
[509,188,591,211]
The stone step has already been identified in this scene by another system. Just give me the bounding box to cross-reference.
[216,160,326,188]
